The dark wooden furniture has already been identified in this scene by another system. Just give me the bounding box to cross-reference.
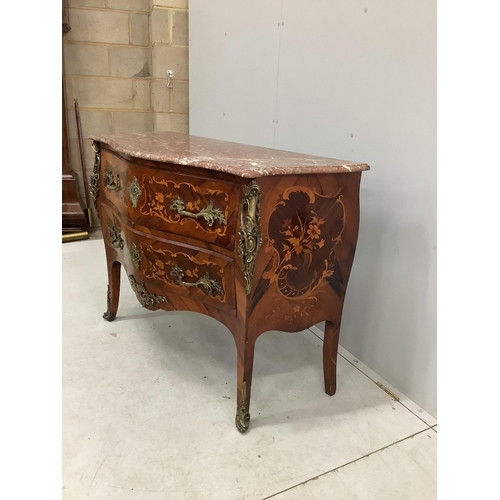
[62,84,87,234]
[91,132,369,432]
[62,0,70,34]
[62,0,87,236]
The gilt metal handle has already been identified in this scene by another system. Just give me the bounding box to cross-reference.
[104,170,121,191]
[169,264,224,297]
[107,223,124,249]
[170,197,226,226]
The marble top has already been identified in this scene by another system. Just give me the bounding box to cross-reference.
[90,131,370,178]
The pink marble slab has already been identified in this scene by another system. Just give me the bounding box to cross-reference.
[90,131,370,178]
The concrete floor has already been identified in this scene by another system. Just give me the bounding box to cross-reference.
[63,238,436,500]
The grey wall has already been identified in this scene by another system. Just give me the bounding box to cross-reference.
[189,0,436,417]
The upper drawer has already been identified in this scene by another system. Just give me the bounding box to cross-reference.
[99,149,239,248]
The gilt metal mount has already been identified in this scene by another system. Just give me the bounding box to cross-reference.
[90,141,101,212]
[104,170,121,191]
[107,223,124,249]
[237,180,262,295]
[128,275,167,309]
[102,285,113,321]
[235,381,250,433]
[129,177,142,208]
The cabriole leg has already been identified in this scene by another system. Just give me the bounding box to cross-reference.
[323,320,341,396]
[103,259,121,321]
[235,339,255,433]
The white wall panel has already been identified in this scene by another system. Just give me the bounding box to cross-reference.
[190,0,437,416]
[189,0,282,147]
[274,1,437,417]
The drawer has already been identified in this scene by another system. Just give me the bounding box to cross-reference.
[102,205,236,314]
[99,149,239,248]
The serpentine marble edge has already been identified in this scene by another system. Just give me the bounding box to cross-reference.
[89,131,370,178]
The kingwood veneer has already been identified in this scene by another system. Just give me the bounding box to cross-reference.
[90,131,369,433]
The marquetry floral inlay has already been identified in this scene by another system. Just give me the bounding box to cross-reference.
[264,186,346,298]
[280,214,327,264]
[140,175,229,235]
[140,244,226,301]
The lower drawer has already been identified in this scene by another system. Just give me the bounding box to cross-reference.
[102,204,236,314]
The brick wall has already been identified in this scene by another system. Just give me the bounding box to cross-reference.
[63,0,189,225]
[151,0,189,132]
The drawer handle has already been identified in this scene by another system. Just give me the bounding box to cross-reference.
[104,170,121,191]
[107,223,124,249]
[170,264,224,297]
[170,197,226,226]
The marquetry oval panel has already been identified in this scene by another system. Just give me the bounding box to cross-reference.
[263,186,346,298]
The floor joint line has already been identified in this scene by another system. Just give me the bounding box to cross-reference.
[260,427,434,499]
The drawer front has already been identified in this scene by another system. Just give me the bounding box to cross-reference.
[102,205,236,314]
[100,149,239,248]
